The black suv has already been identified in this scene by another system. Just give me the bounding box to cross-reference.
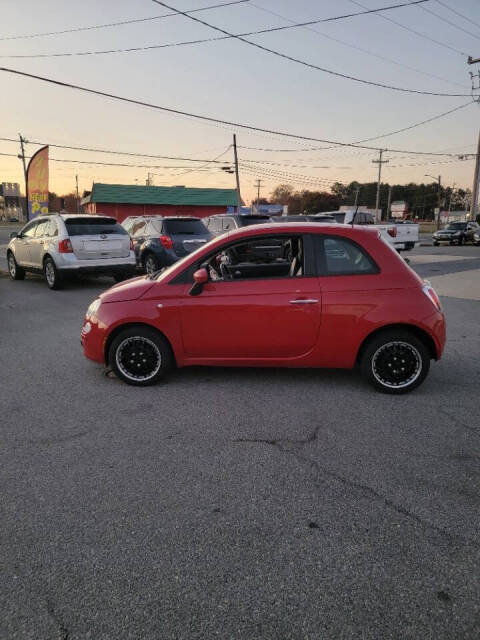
[432,221,479,246]
[204,214,272,237]
[122,216,212,274]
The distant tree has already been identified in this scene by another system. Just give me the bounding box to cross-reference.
[270,184,295,205]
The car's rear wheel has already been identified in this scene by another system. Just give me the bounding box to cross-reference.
[360,330,430,394]
[108,326,173,386]
[143,253,159,275]
[7,252,25,280]
[43,257,63,290]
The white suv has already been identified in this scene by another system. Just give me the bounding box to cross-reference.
[6,213,136,289]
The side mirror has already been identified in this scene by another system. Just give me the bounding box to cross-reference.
[193,268,208,284]
[189,267,209,296]
[9,231,18,239]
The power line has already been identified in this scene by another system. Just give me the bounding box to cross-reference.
[348,0,469,57]
[0,65,473,156]
[1,1,438,62]
[151,0,470,96]
[0,136,230,163]
[239,101,475,153]
[0,0,250,41]
[249,1,468,89]
[0,151,228,170]
[433,0,480,31]
[417,4,480,41]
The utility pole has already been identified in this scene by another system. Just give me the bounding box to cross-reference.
[426,174,442,229]
[255,179,262,205]
[18,133,28,221]
[75,174,80,214]
[372,150,389,222]
[146,172,154,186]
[386,185,393,221]
[447,182,455,220]
[233,134,242,214]
[468,56,480,221]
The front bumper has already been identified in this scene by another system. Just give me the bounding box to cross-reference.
[433,234,457,243]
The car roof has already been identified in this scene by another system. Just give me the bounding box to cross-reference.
[213,221,380,240]
[209,213,271,219]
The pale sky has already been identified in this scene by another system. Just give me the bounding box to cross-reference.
[0,0,479,204]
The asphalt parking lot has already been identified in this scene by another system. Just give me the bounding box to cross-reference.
[1,243,479,639]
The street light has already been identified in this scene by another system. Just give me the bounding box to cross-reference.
[425,174,441,230]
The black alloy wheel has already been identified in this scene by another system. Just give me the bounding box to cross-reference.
[361,330,430,394]
[109,326,173,386]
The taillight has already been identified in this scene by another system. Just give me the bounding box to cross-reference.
[58,238,73,253]
[387,227,397,238]
[130,238,134,251]
[422,280,442,311]
[160,235,173,249]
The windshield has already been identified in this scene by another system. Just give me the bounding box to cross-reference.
[445,222,466,230]
[163,219,208,235]
[65,217,127,236]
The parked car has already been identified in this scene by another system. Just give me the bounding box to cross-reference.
[122,216,212,275]
[474,229,480,246]
[275,215,335,223]
[204,214,271,237]
[432,221,479,246]
[81,222,445,393]
[7,214,136,289]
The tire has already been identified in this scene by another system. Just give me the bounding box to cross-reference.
[43,256,63,290]
[360,329,430,394]
[7,251,25,280]
[433,241,439,247]
[143,253,159,276]
[108,326,173,386]
[457,236,463,246]
[474,241,480,247]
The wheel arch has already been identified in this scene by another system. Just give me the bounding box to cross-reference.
[104,322,176,367]
[356,323,438,364]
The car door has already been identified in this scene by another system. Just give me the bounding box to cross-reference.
[179,234,321,360]
[14,220,38,265]
[29,218,51,267]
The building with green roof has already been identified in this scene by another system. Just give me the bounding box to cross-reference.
[83,183,240,222]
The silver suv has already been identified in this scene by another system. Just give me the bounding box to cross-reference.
[7,214,136,289]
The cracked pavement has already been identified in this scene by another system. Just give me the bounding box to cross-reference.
[1,244,479,639]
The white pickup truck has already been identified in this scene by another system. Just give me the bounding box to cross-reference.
[318,211,419,252]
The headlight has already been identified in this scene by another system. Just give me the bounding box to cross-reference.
[86,298,101,318]
[453,232,461,236]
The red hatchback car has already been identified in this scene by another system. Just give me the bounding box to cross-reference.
[81,223,445,394]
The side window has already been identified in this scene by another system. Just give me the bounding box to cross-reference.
[222,218,234,231]
[21,221,38,238]
[34,219,50,237]
[131,221,146,237]
[317,236,378,276]
[123,220,134,234]
[201,235,303,281]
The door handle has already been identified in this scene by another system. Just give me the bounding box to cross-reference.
[289,299,319,304]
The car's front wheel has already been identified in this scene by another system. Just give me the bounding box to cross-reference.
[7,252,25,280]
[433,241,439,246]
[457,236,464,246]
[43,257,63,290]
[108,326,173,386]
[360,330,430,394]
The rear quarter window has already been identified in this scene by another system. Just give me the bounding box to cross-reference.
[64,217,127,236]
[315,235,378,276]
[163,219,208,235]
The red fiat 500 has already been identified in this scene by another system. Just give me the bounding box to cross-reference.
[81,223,445,394]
